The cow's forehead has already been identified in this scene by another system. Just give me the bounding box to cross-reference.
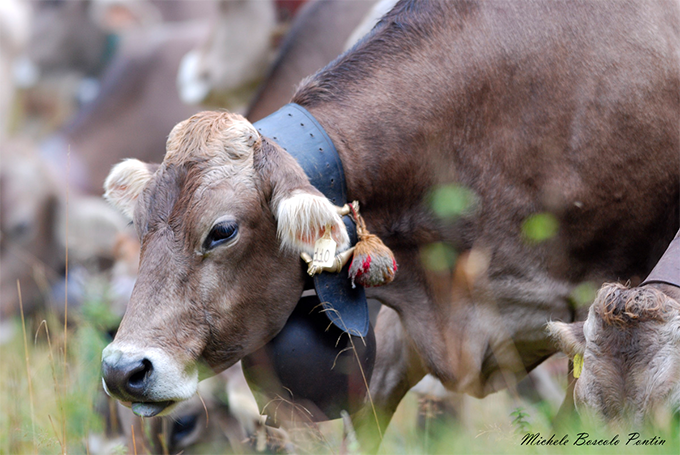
[164,111,259,168]
[131,111,263,233]
[135,159,259,241]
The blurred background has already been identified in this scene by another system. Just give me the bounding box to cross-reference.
[1,1,673,454]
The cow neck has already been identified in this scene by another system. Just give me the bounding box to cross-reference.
[641,232,680,289]
[254,104,369,337]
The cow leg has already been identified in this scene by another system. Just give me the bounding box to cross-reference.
[354,305,427,454]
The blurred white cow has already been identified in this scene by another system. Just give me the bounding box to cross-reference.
[0,0,30,140]
[177,0,278,109]
[177,0,390,115]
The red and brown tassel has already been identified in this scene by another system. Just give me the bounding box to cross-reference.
[347,202,397,287]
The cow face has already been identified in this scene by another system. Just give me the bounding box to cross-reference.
[101,111,349,416]
[548,283,680,426]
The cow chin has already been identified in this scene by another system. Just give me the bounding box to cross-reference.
[101,343,200,416]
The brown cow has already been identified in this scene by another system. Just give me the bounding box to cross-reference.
[100,0,680,450]
[549,283,680,427]
[548,232,680,427]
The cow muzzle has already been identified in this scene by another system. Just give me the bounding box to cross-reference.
[101,343,199,417]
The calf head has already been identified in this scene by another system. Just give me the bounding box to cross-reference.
[101,111,349,416]
[548,283,680,425]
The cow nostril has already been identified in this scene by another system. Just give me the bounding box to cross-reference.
[128,358,153,390]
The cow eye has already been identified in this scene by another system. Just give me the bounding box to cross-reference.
[203,221,238,250]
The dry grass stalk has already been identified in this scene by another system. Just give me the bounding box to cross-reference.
[62,147,72,453]
[18,281,37,454]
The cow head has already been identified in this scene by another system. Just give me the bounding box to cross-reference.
[548,283,680,426]
[101,111,349,416]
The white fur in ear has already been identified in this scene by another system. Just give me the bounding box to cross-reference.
[275,190,350,255]
[104,159,154,220]
[546,320,586,357]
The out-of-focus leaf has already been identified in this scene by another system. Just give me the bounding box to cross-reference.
[571,281,598,307]
[430,185,478,220]
[420,242,457,272]
[521,213,559,243]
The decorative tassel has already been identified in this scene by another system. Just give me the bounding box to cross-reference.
[347,202,397,287]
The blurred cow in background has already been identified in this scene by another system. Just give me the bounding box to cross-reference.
[0,138,128,324]
[91,363,291,454]
[0,0,30,140]
[16,0,217,133]
[41,19,208,194]
[1,139,62,322]
[22,0,218,83]
[177,0,381,119]
[177,0,279,109]
[244,0,379,121]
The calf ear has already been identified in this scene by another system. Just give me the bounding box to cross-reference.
[104,159,157,220]
[254,139,349,256]
[546,320,586,357]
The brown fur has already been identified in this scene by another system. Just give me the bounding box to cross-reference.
[594,283,680,327]
[103,0,680,446]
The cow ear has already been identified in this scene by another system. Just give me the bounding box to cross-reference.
[104,159,157,220]
[254,139,349,256]
[547,320,586,357]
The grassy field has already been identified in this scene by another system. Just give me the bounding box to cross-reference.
[1,289,679,455]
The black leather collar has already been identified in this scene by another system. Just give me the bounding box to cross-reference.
[641,233,680,289]
[254,104,370,337]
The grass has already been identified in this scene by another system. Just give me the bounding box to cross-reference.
[1,283,679,454]
[1,297,111,454]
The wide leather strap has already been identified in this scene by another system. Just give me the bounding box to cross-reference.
[641,231,680,288]
[254,104,370,337]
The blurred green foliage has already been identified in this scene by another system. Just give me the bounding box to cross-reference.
[421,242,458,272]
[511,407,532,434]
[571,282,599,307]
[430,184,478,220]
[522,213,559,243]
